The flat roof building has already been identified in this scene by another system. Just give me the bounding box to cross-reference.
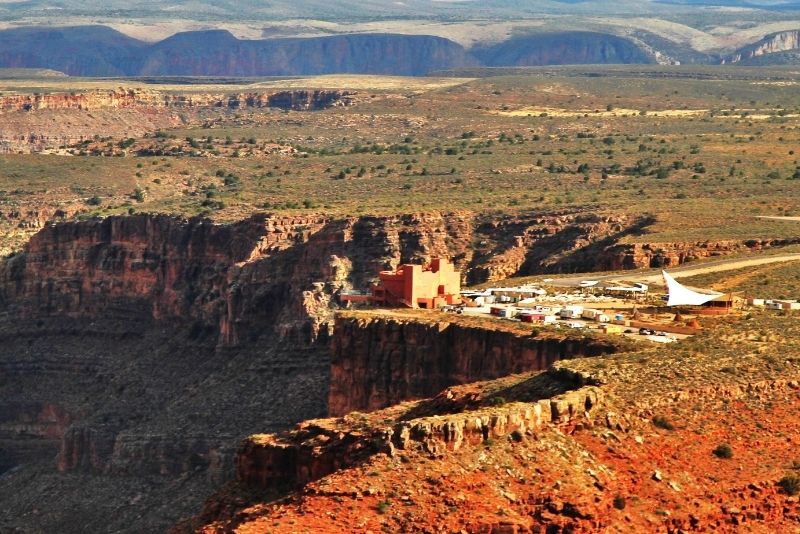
[371,257,461,309]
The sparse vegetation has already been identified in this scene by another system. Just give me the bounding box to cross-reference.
[779,474,800,496]
[713,443,733,459]
[652,415,675,431]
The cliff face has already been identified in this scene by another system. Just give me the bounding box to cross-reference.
[0,88,356,114]
[1,212,790,347]
[235,385,603,491]
[328,313,621,416]
[725,30,800,64]
[1,214,289,322]
[0,88,356,154]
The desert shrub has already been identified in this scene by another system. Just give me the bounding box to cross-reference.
[713,443,733,459]
[376,500,391,514]
[613,495,626,510]
[779,475,800,495]
[652,415,674,430]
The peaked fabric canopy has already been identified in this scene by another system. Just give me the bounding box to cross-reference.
[662,270,722,307]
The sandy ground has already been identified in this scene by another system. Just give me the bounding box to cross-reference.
[495,106,799,120]
[494,107,708,118]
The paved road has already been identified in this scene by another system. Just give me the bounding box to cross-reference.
[546,253,800,287]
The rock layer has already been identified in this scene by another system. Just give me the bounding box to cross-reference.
[1,212,794,347]
[0,88,356,114]
[329,313,621,416]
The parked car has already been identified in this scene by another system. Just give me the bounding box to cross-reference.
[638,328,655,335]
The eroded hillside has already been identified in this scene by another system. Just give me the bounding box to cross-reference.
[1,70,800,532]
[191,312,800,533]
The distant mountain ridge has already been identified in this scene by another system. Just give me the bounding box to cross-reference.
[474,32,655,67]
[3,0,800,20]
[0,27,474,77]
[2,25,800,77]
[0,26,662,77]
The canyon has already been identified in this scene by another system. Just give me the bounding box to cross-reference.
[0,209,797,531]
[196,345,800,533]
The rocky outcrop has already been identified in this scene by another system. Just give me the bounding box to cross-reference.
[467,212,646,283]
[725,30,800,64]
[237,385,604,490]
[329,313,622,416]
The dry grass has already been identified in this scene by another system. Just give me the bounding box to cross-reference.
[3,68,800,252]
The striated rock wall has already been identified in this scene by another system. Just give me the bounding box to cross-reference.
[466,212,645,283]
[0,88,356,114]
[0,211,479,348]
[328,313,620,416]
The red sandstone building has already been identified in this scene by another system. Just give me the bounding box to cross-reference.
[340,258,462,309]
[370,258,462,309]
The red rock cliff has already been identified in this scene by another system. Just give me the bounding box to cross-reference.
[328,312,623,416]
[0,88,356,114]
[1,211,790,348]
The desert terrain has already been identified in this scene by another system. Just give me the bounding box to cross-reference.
[1,63,800,533]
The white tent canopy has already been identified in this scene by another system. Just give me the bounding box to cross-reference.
[662,270,722,307]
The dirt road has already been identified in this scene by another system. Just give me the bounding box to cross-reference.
[548,253,800,287]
